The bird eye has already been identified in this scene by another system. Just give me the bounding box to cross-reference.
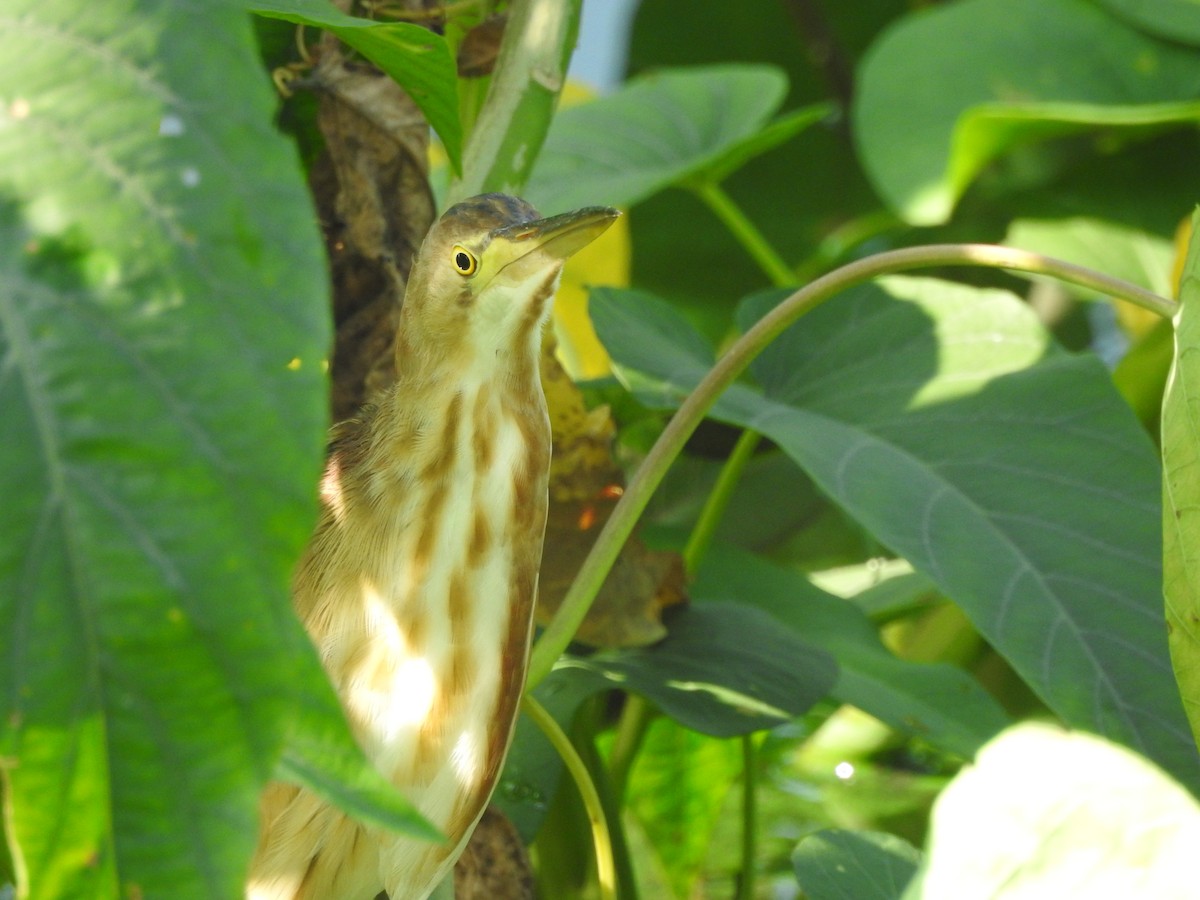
[451,246,477,276]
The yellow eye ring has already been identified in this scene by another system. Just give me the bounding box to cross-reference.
[451,245,477,276]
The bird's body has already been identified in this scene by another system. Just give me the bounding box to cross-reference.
[247,195,617,900]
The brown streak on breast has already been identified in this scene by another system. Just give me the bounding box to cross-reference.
[408,393,464,603]
[408,723,446,787]
[510,272,558,350]
[416,679,448,768]
[403,597,430,655]
[472,390,495,471]
[296,852,321,897]
[447,568,471,632]
[467,504,492,568]
[423,392,463,481]
[510,432,549,533]
[446,640,477,707]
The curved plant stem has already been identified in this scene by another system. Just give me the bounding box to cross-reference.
[736,735,758,900]
[526,244,1175,689]
[522,695,617,900]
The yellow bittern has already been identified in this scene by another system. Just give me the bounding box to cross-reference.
[247,194,618,899]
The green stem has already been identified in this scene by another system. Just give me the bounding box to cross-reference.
[447,0,582,201]
[794,208,904,283]
[607,694,655,802]
[736,735,757,900]
[573,699,641,900]
[523,695,617,900]
[682,428,762,572]
[525,243,1175,690]
[693,180,797,287]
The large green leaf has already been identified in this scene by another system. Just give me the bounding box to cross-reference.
[792,830,921,900]
[0,3,430,898]
[526,64,828,213]
[591,279,1200,790]
[621,1,896,333]
[497,602,835,843]
[1164,209,1200,741]
[1097,0,1200,45]
[854,0,1200,224]
[903,723,1200,898]
[248,0,463,171]
[695,545,1010,758]
[562,604,838,738]
[624,718,742,899]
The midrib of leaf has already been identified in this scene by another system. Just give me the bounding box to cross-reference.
[0,278,263,899]
[0,271,117,892]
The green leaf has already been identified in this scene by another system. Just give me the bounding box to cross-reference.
[849,571,940,624]
[591,280,1200,790]
[695,545,1010,758]
[498,598,836,843]
[248,0,463,172]
[645,451,830,557]
[903,723,1200,898]
[565,604,838,738]
[493,670,599,842]
[1006,217,1175,299]
[586,287,716,409]
[1096,0,1200,45]
[0,3,429,897]
[277,724,442,843]
[499,600,836,840]
[792,829,921,900]
[1115,316,1173,432]
[1164,208,1200,743]
[447,0,582,202]
[854,0,1200,224]
[624,718,742,899]
[621,1,894,333]
[526,65,828,213]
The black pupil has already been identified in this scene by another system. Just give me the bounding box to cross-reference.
[456,251,471,271]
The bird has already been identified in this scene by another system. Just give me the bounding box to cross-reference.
[246,194,618,900]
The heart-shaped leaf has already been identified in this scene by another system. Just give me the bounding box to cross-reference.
[498,602,836,841]
[695,544,1010,758]
[591,279,1200,790]
[793,829,921,900]
[1096,0,1200,45]
[526,64,829,212]
[564,603,838,738]
[854,0,1200,224]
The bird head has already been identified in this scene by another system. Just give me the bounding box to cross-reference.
[399,193,619,373]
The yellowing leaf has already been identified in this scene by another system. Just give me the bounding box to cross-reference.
[553,213,630,380]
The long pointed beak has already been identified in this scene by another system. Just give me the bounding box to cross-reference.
[482,206,620,280]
